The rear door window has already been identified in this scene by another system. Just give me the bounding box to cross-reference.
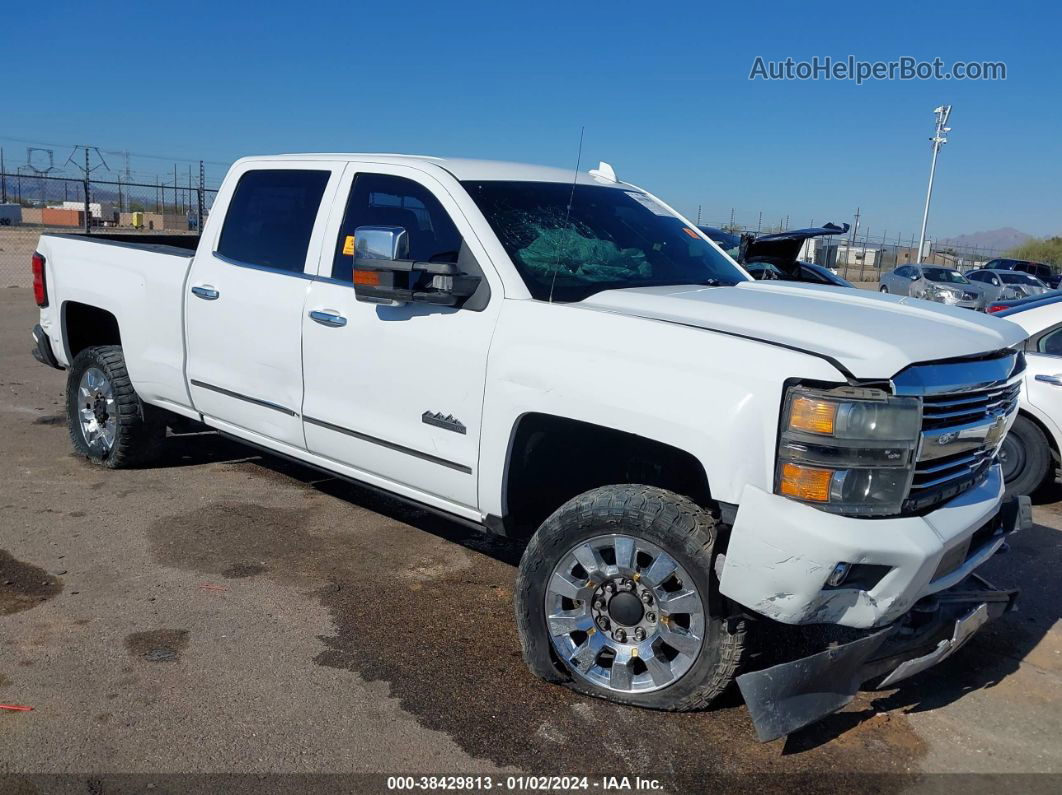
[218,169,331,272]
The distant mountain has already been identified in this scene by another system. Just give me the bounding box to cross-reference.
[938,227,1034,253]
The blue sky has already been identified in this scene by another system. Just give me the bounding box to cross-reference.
[5,0,1060,238]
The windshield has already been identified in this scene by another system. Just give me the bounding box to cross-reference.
[1000,272,1042,286]
[462,181,748,301]
[923,267,969,284]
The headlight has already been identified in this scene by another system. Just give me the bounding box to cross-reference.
[776,386,921,516]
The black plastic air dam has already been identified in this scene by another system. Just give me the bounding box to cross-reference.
[737,571,1018,742]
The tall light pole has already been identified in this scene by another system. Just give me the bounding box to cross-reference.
[917,105,952,262]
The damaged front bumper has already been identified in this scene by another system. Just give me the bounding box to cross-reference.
[720,465,1016,628]
[733,492,1030,742]
[736,574,1020,742]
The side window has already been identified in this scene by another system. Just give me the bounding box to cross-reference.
[1038,326,1062,356]
[896,266,910,277]
[968,271,984,282]
[331,173,464,281]
[218,169,330,273]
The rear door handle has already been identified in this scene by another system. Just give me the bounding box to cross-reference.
[1035,374,1062,386]
[191,285,219,300]
[309,310,347,328]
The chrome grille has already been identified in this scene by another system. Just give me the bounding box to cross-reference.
[892,351,1024,514]
[920,381,1021,429]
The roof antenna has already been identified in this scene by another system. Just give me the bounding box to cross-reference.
[548,125,585,304]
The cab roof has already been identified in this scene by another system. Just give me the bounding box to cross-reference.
[234,153,627,186]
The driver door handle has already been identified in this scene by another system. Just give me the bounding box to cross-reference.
[1035,374,1062,386]
[309,310,347,328]
[191,285,219,300]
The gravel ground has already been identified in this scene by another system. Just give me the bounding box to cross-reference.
[0,287,1058,792]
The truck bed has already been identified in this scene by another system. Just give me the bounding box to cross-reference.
[36,231,196,416]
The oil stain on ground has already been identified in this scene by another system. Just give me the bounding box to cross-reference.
[148,498,927,791]
[125,629,190,662]
[0,549,63,615]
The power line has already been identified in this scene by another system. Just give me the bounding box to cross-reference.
[0,134,231,167]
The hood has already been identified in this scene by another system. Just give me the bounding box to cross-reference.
[740,223,849,270]
[578,281,1027,380]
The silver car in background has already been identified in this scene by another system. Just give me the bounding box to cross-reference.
[966,268,1049,304]
[879,264,983,309]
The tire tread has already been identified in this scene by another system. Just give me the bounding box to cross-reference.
[515,484,746,711]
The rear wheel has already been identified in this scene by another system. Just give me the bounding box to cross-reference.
[1000,415,1052,497]
[515,485,746,710]
[66,345,165,468]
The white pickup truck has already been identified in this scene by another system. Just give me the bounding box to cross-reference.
[30,154,1032,741]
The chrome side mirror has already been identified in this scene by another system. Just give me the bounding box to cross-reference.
[354,226,409,261]
[349,225,481,308]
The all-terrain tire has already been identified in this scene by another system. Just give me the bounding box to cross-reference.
[515,484,746,711]
[66,345,166,468]
[1001,414,1052,498]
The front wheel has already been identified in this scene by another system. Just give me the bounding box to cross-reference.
[514,485,746,711]
[66,345,165,468]
[1000,415,1052,497]
[879,285,889,293]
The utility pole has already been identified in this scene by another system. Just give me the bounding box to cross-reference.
[917,105,952,263]
[84,147,91,233]
[64,145,108,233]
[0,147,5,203]
[197,160,205,232]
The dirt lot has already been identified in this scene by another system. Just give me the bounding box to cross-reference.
[0,288,1059,791]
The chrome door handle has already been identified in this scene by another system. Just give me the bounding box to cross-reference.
[309,310,347,327]
[1035,374,1062,386]
[191,285,219,300]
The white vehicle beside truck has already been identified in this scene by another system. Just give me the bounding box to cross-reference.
[30,153,1032,741]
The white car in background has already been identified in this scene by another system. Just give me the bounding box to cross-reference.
[994,294,1062,495]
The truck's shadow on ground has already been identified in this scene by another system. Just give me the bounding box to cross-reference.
[157,429,1059,757]
[158,428,527,565]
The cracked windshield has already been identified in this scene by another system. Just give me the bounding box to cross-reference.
[463,181,747,301]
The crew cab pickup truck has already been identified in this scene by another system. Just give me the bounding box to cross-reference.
[30,154,1032,741]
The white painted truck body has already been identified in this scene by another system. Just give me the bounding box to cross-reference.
[34,154,1028,627]
[31,155,1033,740]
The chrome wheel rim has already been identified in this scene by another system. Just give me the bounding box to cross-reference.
[544,534,705,694]
[78,367,117,452]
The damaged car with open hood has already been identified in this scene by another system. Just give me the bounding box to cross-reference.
[700,222,853,287]
[30,153,1031,742]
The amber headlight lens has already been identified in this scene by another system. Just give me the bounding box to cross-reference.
[776,386,921,516]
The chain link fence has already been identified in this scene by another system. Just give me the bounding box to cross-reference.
[0,172,217,287]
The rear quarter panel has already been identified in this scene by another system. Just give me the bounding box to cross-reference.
[37,234,194,413]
